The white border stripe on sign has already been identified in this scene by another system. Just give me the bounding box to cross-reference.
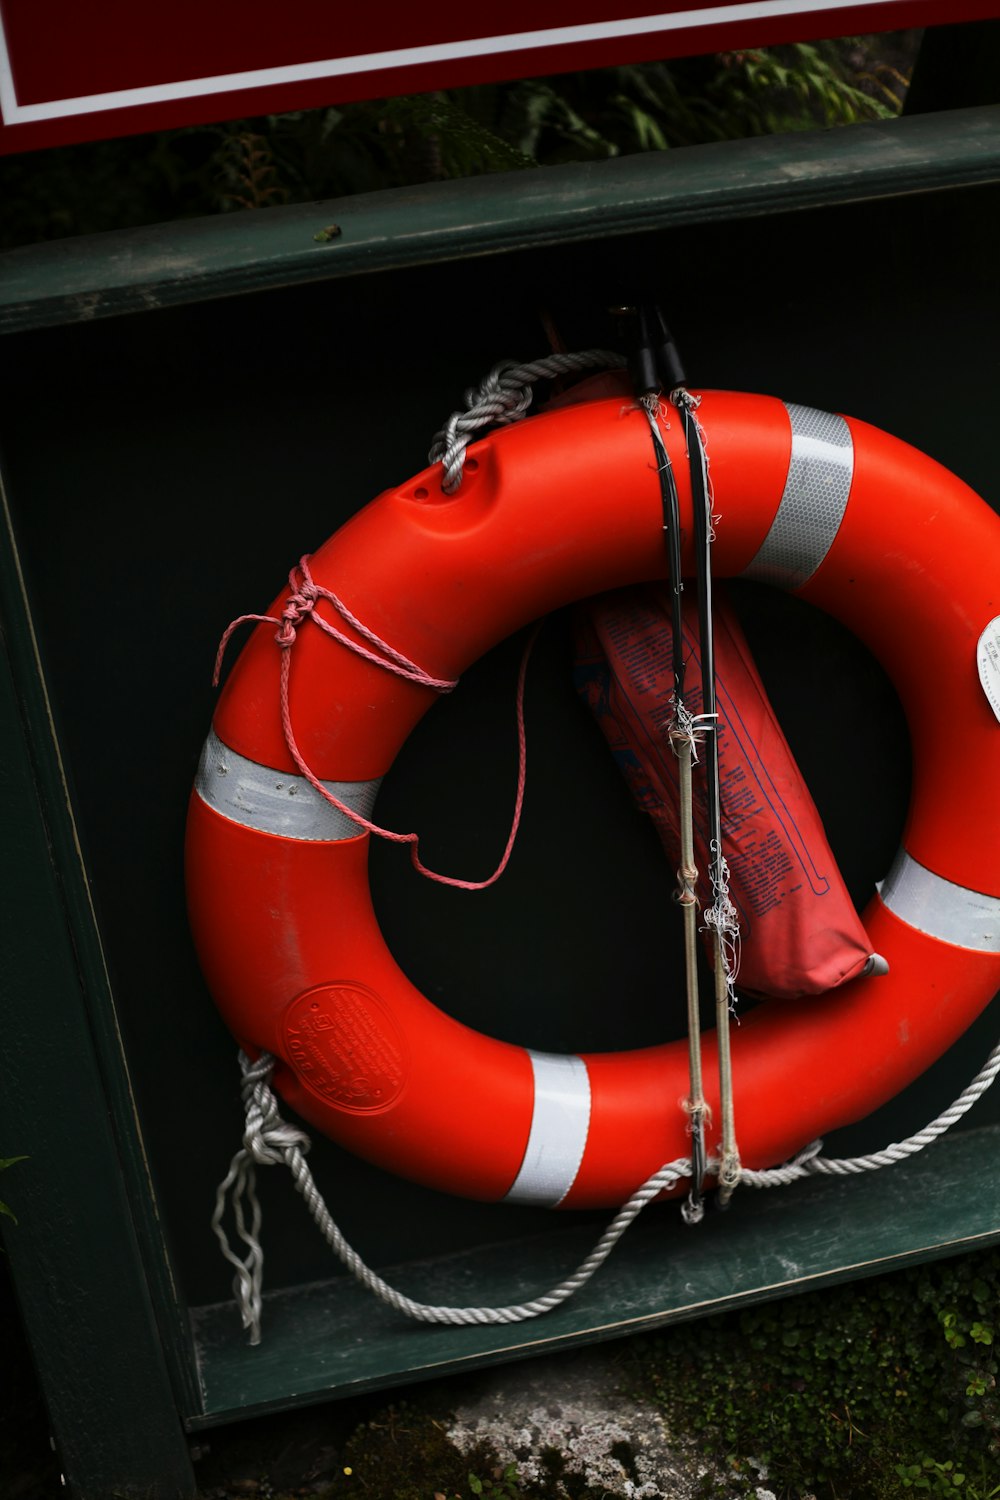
[195,728,380,841]
[2,0,897,123]
[879,850,1000,953]
[505,1051,592,1206]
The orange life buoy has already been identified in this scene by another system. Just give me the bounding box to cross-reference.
[186,391,1000,1209]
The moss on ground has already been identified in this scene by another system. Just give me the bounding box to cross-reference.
[630,1245,1000,1500]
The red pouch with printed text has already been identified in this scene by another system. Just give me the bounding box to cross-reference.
[574,584,883,999]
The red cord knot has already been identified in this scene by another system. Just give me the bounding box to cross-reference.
[214,552,459,694]
[275,565,320,647]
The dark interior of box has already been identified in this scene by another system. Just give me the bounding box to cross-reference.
[1,179,998,1316]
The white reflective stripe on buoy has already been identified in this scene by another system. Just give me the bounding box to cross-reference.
[504,1051,592,1206]
[742,403,854,591]
[195,728,381,841]
[879,850,1000,953]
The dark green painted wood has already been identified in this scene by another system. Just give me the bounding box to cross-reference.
[1,105,999,335]
[0,468,203,1423]
[0,473,197,1499]
[191,1121,1000,1425]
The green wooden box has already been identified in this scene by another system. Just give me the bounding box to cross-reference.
[2,101,1000,1500]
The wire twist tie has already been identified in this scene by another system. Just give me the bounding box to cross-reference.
[670,387,702,412]
[667,701,716,762]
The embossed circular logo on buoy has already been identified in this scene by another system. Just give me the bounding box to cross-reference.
[283,983,406,1113]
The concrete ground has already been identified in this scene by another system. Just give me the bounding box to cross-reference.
[184,1339,785,1499]
[444,1345,769,1499]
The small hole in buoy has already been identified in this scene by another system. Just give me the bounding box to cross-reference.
[414,486,429,500]
[465,458,479,473]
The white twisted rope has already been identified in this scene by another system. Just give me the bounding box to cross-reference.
[213,1051,688,1344]
[213,1037,1000,1343]
[743,1035,1000,1186]
[428,351,626,494]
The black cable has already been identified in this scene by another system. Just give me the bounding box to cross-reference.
[681,401,723,896]
[645,412,686,707]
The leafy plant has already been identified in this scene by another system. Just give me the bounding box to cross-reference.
[896,1457,966,1493]
[468,1462,521,1497]
[214,128,290,210]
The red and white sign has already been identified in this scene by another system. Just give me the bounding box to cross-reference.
[1,0,996,155]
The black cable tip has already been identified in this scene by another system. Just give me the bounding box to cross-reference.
[610,304,687,395]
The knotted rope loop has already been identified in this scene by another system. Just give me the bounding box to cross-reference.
[430,350,626,494]
[241,1052,311,1165]
[212,1051,311,1345]
[274,565,322,649]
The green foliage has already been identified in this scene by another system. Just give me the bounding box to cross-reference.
[483,39,900,161]
[468,1462,521,1497]
[895,1458,967,1493]
[715,41,893,132]
[635,1245,1000,1499]
[0,33,915,251]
